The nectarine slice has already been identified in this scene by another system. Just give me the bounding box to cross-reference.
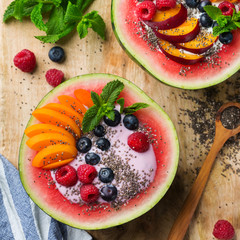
[175,32,218,54]
[32,108,81,138]
[26,133,76,151]
[32,144,78,167]
[145,4,187,30]
[74,89,94,108]
[155,18,200,43]
[42,158,74,170]
[24,124,76,142]
[43,103,83,127]
[58,95,87,115]
[159,39,204,65]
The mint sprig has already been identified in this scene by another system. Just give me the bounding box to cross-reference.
[204,5,240,37]
[3,0,106,43]
[82,80,149,133]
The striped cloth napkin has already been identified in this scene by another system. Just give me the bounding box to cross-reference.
[0,154,92,240]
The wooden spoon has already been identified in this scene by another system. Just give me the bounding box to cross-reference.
[167,102,240,240]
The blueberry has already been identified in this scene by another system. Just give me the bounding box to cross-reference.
[103,110,121,127]
[93,125,106,137]
[96,138,111,151]
[100,185,118,201]
[198,0,212,12]
[48,46,65,63]
[76,137,92,153]
[186,0,200,8]
[99,168,114,183]
[123,114,139,130]
[85,152,100,165]
[200,13,213,28]
[219,32,233,45]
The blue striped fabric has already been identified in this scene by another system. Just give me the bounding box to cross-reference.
[0,154,92,240]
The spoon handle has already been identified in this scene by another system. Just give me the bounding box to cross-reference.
[167,136,226,240]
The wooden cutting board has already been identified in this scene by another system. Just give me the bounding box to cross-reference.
[0,1,240,239]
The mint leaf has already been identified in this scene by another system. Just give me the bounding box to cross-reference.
[235,21,240,28]
[117,98,125,114]
[82,11,106,40]
[79,0,95,12]
[77,20,90,38]
[124,103,149,114]
[30,3,47,31]
[46,6,65,34]
[217,15,231,27]
[204,5,222,20]
[64,2,82,24]
[104,110,115,121]
[13,0,25,21]
[91,91,102,107]
[35,23,75,43]
[3,0,18,22]
[100,80,124,105]
[52,0,62,7]
[82,105,99,133]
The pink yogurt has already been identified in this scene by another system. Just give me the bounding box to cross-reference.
[51,115,157,207]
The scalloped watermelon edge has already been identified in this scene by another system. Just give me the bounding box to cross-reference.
[19,73,179,230]
[111,0,240,90]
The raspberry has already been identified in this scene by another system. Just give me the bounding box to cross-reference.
[45,69,64,87]
[127,132,150,153]
[80,184,99,203]
[135,1,156,21]
[13,49,36,73]
[213,220,235,240]
[156,0,176,10]
[77,164,97,184]
[55,165,78,187]
[218,1,235,16]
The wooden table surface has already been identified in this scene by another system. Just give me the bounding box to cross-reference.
[1,1,240,239]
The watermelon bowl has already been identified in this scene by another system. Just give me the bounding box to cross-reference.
[111,0,240,90]
[19,73,179,230]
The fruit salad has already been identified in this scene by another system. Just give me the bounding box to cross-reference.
[135,0,239,64]
[112,0,240,89]
[19,74,179,229]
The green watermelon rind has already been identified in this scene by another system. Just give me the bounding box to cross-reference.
[19,73,179,229]
[111,0,240,90]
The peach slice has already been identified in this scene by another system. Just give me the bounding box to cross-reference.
[159,39,204,65]
[26,133,76,151]
[24,123,76,142]
[145,4,187,30]
[42,158,74,170]
[74,89,94,108]
[43,103,83,127]
[175,32,218,54]
[155,18,200,43]
[32,108,81,138]
[58,95,87,115]
[32,144,78,167]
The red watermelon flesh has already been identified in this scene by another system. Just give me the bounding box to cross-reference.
[19,74,179,229]
[111,0,240,89]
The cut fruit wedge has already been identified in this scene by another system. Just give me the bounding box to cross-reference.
[155,18,200,43]
[42,158,74,170]
[32,144,78,167]
[175,32,218,54]
[26,133,76,151]
[43,103,83,127]
[159,39,204,65]
[32,108,81,138]
[145,4,187,30]
[24,123,76,142]
[58,95,87,115]
[74,89,94,108]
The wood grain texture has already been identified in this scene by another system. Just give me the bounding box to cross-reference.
[0,1,240,240]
